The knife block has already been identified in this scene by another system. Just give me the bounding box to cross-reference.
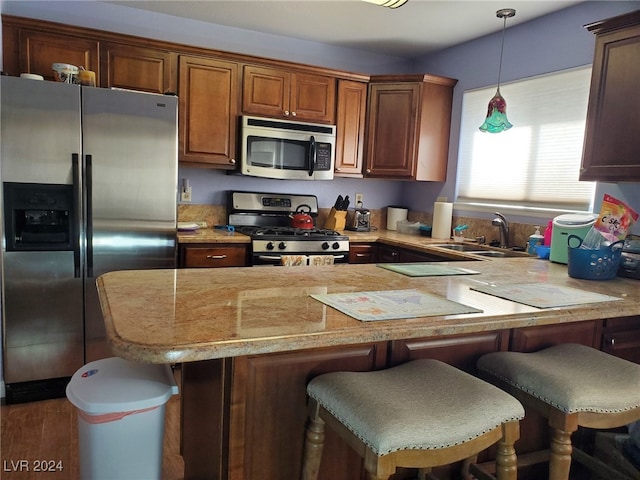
[325,208,346,231]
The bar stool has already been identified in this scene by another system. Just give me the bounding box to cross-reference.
[477,343,640,480]
[301,359,524,480]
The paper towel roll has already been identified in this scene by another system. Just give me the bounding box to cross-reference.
[387,206,408,230]
[432,202,453,239]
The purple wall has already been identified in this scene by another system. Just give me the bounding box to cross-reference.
[404,1,640,229]
[1,1,638,218]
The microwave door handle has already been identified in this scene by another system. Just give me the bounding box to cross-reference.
[308,135,316,177]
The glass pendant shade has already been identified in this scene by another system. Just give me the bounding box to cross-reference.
[479,88,512,133]
[479,8,516,133]
[361,0,408,8]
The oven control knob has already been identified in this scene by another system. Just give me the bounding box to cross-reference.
[332,242,340,250]
[321,242,330,250]
[266,242,275,250]
[278,241,287,250]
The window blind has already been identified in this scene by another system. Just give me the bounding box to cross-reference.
[457,67,595,213]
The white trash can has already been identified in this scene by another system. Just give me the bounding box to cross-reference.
[66,357,179,480]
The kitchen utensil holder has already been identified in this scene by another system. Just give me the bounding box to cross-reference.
[567,234,624,280]
[325,208,346,231]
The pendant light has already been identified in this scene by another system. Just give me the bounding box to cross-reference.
[479,8,516,133]
[361,0,408,8]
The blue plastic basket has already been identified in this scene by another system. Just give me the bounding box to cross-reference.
[567,235,624,280]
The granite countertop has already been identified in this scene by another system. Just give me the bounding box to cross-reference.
[97,259,640,364]
[176,226,527,262]
[177,228,251,244]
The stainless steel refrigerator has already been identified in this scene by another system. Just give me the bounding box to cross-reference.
[1,76,178,403]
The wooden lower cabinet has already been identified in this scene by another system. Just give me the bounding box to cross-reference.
[509,320,599,352]
[348,242,377,264]
[228,343,387,480]
[376,243,459,263]
[390,330,510,372]
[179,244,248,267]
[601,316,640,363]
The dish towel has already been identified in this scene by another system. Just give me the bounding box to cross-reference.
[281,255,308,266]
[309,255,335,266]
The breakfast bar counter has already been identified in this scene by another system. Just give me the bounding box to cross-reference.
[96,259,640,480]
[97,259,639,364]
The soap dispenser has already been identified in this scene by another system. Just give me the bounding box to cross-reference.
[528,226,544,255]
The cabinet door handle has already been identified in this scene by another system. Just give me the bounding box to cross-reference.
[284,110,290,116]
[229,158,236,165]
[609,337,616,346]
[206,255,227,260]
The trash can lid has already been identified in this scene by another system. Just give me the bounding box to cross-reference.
[552,213,598,227]
[66,357,178,414]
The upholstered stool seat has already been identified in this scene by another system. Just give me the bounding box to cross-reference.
[477,343,640,480]
[301,359,524,480]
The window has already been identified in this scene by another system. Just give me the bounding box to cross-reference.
[456,67,595,215]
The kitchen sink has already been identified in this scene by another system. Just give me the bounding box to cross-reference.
[471,250,511,258]
[429,244,530,258]
[430,244,483,252]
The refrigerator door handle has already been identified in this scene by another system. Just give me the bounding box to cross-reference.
[86,154,94,278]
[72,153,82,278]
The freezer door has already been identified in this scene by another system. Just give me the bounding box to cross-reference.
[0,76,81,184]
[81,87,178,362]
[2,252,84,383]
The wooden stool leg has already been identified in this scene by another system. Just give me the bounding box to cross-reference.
[549,427,573,480]
[495,421,520,480]
[461,455,477,479]
[302,402,326,480]
[417,467,432,480]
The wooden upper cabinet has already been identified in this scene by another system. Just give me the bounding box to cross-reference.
[580,10,640,182]
[365,74,457,181]
[17,29,99,82]
[242,65,336,123]
[178,55,239,168]
[335,80,367,177]
[100,42,177,94]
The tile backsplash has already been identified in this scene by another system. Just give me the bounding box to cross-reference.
[179,203,547,248]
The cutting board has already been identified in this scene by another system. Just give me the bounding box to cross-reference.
[470,282,620,309]
[311,289,482,322]
[377,263,480,277]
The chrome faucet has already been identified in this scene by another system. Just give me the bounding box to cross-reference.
[492,212,510,248]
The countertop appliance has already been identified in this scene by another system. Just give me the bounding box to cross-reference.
[239,116,336,181]
[346,208,371,232]
[619,235,640,280]
[550,213,598,264]
[228,191,349,266]
[1,76,178,403]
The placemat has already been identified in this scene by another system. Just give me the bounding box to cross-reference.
[310,289,482,322]
[470,282,621,308]
[377,263,480,277]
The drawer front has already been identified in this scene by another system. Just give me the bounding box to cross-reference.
[183,246,247,268]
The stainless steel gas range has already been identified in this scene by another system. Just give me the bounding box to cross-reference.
[228,191,349,266]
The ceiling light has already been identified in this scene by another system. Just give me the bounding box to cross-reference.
[479,8,516,133]
[361,0,409,9]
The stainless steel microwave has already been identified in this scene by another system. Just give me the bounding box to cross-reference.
[240,116,336,180]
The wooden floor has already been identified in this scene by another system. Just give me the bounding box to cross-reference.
[1,371,184,480]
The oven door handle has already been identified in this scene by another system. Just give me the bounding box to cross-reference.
[308,135,316,177]
[257,254,346,263]
[257,255,285,262]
